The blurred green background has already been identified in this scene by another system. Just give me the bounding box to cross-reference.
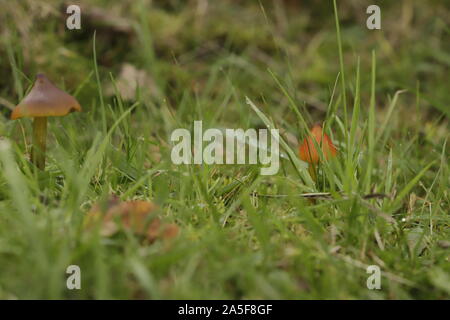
[1,0,449,120]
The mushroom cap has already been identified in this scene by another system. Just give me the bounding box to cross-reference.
[299,124,337,164]
[11,74,81,120]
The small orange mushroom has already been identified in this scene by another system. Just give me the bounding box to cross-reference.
[299,123,337,180]
[11,74,81,170]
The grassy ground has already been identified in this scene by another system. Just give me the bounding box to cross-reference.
[0,0,448,299]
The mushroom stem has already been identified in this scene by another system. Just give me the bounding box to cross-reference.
[31,117,47,170]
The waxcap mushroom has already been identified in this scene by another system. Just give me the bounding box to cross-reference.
[299,123,337,164]
[11,73,81,120]
[10,73,82,170]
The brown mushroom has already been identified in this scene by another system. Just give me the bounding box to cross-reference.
[11,74,81,170]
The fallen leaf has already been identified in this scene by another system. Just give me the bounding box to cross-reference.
[106,63,160,100]
[85,195,178,243]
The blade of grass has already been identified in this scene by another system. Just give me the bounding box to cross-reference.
[246,96,314,188]
[333,0,348,131]
[387,161,435,213]
[0,140,31,216]
[364,50,377,193]
[93,31,107,134]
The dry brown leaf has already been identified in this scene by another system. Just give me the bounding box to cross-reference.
[85,196,178,243]
[106,63,160,100]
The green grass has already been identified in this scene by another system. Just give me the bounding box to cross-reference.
[0,0,448,299]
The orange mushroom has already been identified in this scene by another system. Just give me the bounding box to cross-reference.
[299,123,337,180]
[11,74,81,170]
